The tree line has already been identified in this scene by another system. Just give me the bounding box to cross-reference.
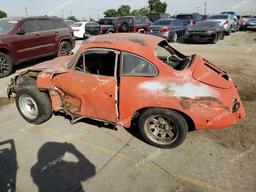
[104,0,167,17]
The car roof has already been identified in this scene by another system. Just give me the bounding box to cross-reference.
[82,33,163,56]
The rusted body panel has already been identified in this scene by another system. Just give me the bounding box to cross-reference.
[8,33,246,130]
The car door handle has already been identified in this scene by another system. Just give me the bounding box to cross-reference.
[35,34,40,37]
[55,31,59,34]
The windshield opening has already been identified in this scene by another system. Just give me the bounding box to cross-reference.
[155,41,191,71]
[0,19,17,35]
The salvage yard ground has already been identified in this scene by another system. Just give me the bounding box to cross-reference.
[0,31,255,192]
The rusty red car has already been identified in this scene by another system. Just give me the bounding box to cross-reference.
[7,33,246,148]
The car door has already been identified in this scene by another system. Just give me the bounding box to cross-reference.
[11,19,43,63]
[53,49,119,123]
[119,52,158,125]
[36,19,57,55]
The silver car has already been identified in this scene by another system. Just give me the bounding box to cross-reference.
[208,14,236,35]
[149,19,187,42]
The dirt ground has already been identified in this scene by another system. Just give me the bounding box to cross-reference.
[0,31,255,192]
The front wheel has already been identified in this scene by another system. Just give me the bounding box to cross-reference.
[0,52,14,78]
[58,41,72,56]
[16,86,52,124]
[138,109,188,148]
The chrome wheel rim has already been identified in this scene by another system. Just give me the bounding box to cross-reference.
[19,95,38,120]
[144,115,177,145]
[0,55,10,76]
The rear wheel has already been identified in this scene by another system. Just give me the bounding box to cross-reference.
[171,32,178,42]
[138,108,188,148]
[58,41,72,56]
[121,22,130,32]
[0,52,13,78]
[16,86,52,124]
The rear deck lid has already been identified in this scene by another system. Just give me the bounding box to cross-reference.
[192,55,233,89]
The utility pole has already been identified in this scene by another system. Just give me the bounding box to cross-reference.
[61,9,64,18]
[204,0,207,15]
[97,9,99,20]
[24,7,28,16]
[70,11,72,17]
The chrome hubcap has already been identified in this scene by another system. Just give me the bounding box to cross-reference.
[19,95,38,120]
[145,115,177,144]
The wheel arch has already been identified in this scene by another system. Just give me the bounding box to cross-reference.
[0,48,16,64]
[128,107,195,131]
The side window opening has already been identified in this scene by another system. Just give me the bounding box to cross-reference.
[122,53,157,76]
[75,50,117,77]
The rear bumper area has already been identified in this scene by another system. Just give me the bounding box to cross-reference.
[193,85,246,129]
[188,32,215,43]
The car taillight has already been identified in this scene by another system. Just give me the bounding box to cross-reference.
[224,20,229,25]
[191,19,196,25]
[160,27,170,32]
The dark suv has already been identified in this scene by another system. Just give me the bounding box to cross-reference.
[116,16,151,33]
[98,17,118,33]
[0,16,75,77]
[176,13,203,27]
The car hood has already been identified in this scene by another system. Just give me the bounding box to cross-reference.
[32,56,72,73]
[192,55,233,89]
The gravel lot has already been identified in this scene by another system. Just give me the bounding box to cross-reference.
[0,31,255,192]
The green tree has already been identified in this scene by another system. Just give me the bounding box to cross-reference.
[117,5,131,16]
[104,9,118,17]
[0,10,7,18]
[148,0,167,13]
[66,16,78,22]
[131,7,150,16]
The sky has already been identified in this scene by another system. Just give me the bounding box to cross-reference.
[1,0,256,20]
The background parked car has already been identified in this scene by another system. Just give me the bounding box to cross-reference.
[220,11,239,31]
[208,14,236,35]
[64,19,74,26]
[243,18,256,31]
[97,17,118,34]
[116,16,151,33]
[83,22,101,38]
[71,21,87,39]
[176,13,203,27]
[186,20,225,44]
[149,19,187,42]
[0,16,75,78]
[147,13,171,23]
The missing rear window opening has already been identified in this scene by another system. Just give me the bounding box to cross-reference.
[155,41,191,70]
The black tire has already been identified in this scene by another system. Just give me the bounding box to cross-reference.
[171,32,178,42]
[58,41,72,56]
[121,22,130,32]
[220,32,225,40]
[16,86,52,124]
[138,108,188,148]
[211,33,218,44]
[0,52,14,78]
[225,29,230,36]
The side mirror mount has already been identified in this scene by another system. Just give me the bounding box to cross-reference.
[16,28,26,35]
